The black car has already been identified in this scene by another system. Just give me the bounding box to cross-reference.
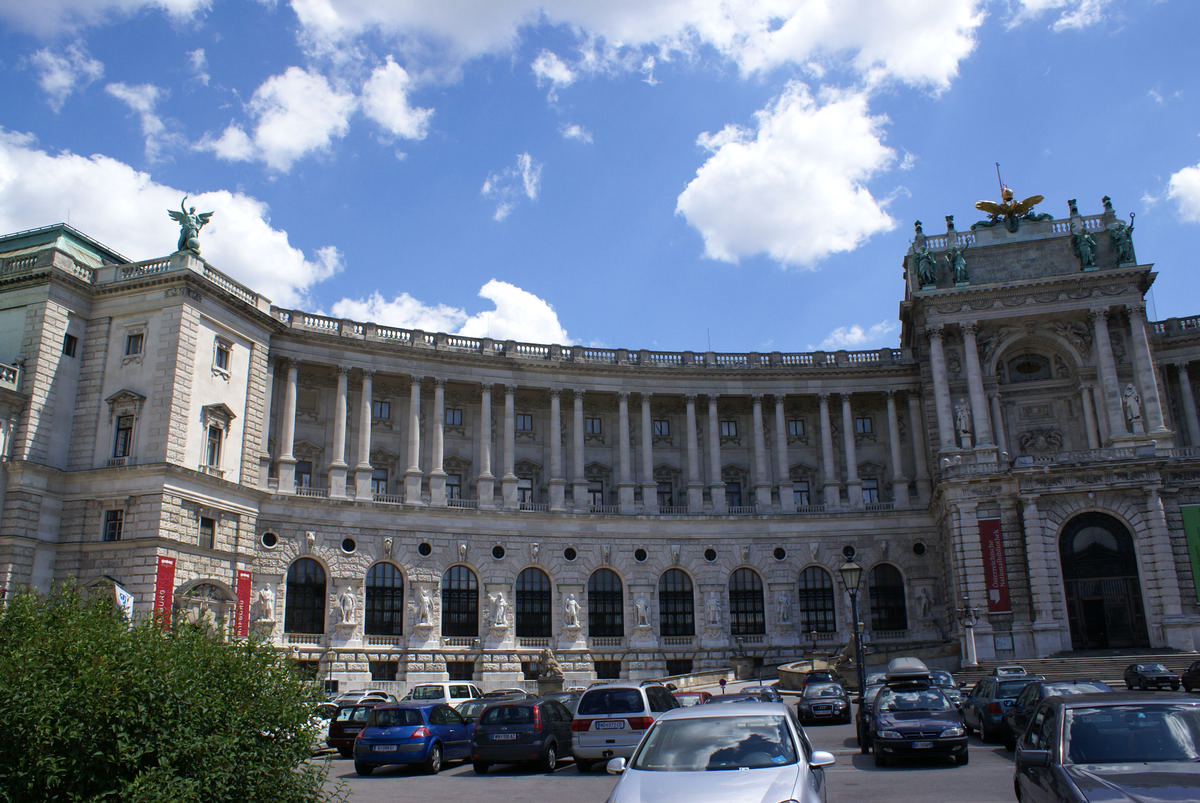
[471,697,575,773]
[1014,693,1200,802]
[1124,663,1181,691]
[1182,660,1200,693]
[796,681,851,725]
[868,681,968,767]
[1000,680,1112,751]
[854,682,886,749]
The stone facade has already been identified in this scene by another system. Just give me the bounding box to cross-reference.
[1,197,1199,691]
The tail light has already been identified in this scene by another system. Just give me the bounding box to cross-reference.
[411,726,431,739]
[532,705,542,729]
[627,717,654,731]
[571,719,590,732]
[988,702,1002,715]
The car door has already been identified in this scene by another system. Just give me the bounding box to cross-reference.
[964,679,989,730]
[547,700,573,750]
[1015,703,1063,803]
[433,704,471,759]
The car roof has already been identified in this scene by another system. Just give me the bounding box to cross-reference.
[659,701,792,721]
[1046,691,1197,709]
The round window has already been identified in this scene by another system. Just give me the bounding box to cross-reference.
[704,548,717,562]
[260,532,278,549]
[842,545,856,559]
[341,538,356,554]
[773,547,786,561]
[912,542,927,556]
[634,548,647,562]
[418,542,433,557]
[564,547,577,561]
[492,545,506,560]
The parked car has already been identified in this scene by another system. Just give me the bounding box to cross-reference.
[930,669,964,708]
[327,700,386,758]
[471,697,575,773]
[672,690,713,707]
[352,701,475,775]
[801,669,840,690]
[1182,660,1200,693]
[603,702,835,803]
[962,673,1045,742]
[456,698,491,724]
[705,692,774,705]
[994,665,1028,678]
[1013,693,1200,802]
[334,689,398,705]
[738,684,784,702]
[868,680,968,767]
[1001,679,1113,751]
[310,702,338,754]
[541,689,584,714]
[570,681,680,772]
[483,687,537,699]
[1124,663,1181,691]
[854,682,886,748]
[403,681,485,709]
[796,681,851,725]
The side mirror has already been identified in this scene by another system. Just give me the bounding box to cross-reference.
[1014,748,1051,769]
[810,750,836,769]
[606,757,627,775]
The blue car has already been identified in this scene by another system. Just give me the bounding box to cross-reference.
[352,702,475,775]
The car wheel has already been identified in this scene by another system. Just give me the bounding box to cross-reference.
[354,762,373,776]
[424,744,443,775]
[1140,679,1148,691]
[874,750,887,767]
[979,724,993,743]
[473,761,489,775]
[338,748,353,759]
[955,750,969,766]
[541,741,558,772]
[860,736,871,755]
[1172,683,1180,691]
[1003,731,1016,752]
[1126,680,1134,690]
[575,757,593,773]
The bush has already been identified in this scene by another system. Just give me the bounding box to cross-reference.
[0,585,346,803]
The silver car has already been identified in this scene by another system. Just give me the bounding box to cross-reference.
[604,702,835,803]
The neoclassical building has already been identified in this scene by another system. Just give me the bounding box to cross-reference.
[1,192,1198,689]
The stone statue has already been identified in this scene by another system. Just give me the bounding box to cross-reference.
[916,245,938,286]
[955,400,972,444]
[634,596,651,627]
[1123,383,1143,427]
[488,592,508,627]
[538,648,564,680]
[252,584,275,622]
[706,591,722,626]
[563,593,582,628]
[946,243,969,284]
[1109,215,1136,264]
[167,196,213,255]
[1072,226,1097,267]
[917,587,933,619]
[417,587,435,626]
[337,586,356,625]
[777,593,792,624]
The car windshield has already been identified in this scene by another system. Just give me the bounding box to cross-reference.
[1140,664,1170,673]
[370,708,423,727]
[631,715,798,772]
[878,688,951,713]
[458,701,487,718]
[930,671,955,687]
[411,686,447,700]
[675,694,706,707]
[481,705,534,725]
[1065,704,1200,764]
[578,688,643,715]
[1043,682,1108,696]
[336,705,374,722]
[997,680,1034,697]
[803,683,843,700]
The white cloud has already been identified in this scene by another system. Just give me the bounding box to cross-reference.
[187,48,210,85]
[0,0,211,36]
[105,82,176,161]
[329,279,571,344]
[0,129,340,308]
[676,83,896,267]
[532,50,576,97]
[481,152,542,221]
[361,56,433,140]
[817,320,899,350]
[561,123,593,143]
[1008,0,1114,31]
[200,67,357,172]
[29,42,104,112]
[1168,163,1200,224]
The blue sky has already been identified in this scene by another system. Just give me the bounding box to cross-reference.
[2,0,1199,353]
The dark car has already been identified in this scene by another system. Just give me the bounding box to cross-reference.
[471,697,575,773]
[1124,662,1180,691]
[796,681,851,725]
[930,669,964,708]
[854,682,886,748]
[541,689,584,715]
[705,692,771,705]
[737,684,784,702]
[456,698,491,724]
[1182,660,1200,693]
[1001,680,1113,751]
[352,702,474,775]
[962,674,1045,742]
[327,700,386,758]
[802,670,839,690]
[1013,693,1200,802]
[672,690,713,707]
[868,682,968,767]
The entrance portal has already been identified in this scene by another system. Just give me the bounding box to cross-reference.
[1060,513,1149,650]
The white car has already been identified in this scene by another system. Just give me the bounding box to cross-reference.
[403,682,484,710]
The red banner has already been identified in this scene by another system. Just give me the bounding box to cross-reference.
[234,570,253,637]
[979,518,1011,613]
[153,555,176,627]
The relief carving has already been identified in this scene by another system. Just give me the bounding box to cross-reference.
[1018,428,1063,453]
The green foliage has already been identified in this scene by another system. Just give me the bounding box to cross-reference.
[0,585,347,803]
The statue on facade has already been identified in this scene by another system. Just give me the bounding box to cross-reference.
[634,596,651,627]
[416,587,435,626]
[955,400,973,446]
[1072,226,1097,267]
[336,586,356,625]
[488,592,508,628]
[777,593,792,625]
[706,591,722,627]
[1123,383,1143,429]
[1109,215,1136,264]
[168,196,213,255]
[251,583,275,622]
[946,243,969,284]
[563,593,582,628]
[538,648,564,680]
[916,244,938,286]
[974,185,1046,232]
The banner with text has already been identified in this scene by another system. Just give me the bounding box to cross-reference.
[234,570,253,637]
[979,517,1011,613]
[153,555,176,627]
[1181,505,1200,602]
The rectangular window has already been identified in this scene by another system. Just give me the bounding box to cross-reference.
[855,416,873,435]
[862,478,880,504]
[213,339,231,373]
[518,477,533,503]
[369,661,398,682]
[125,332,144,356]
[114,415,134,459]
[62,333,78,357]
[205,425,222,467]
[445,408,462,426]
[656,481,673,507]
[515,413,533,432]
[522,661,540,680]
[198,516,216,550]
[664,659,693,677]
[295,461,312,488]
[446,473,461,499]
[102,509,123,542]
[720,420,738,438]
[652,419,670,437]
[371,468,388,495]
[585,416,602,435]
[594,660,623,679]
[588,481,604,506]
[446,661,474,681]
[372,400,390,419]
[787,418,805,438]
[725,481,742,507]
[793,480,811,507]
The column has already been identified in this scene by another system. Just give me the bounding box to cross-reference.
[885,391,906,501]
[549,389,566,511]
[907,392,931,502]
[1021,497,1054,628]
[259,360,278,487]
[1079,385,1100,450]
[278,359,298,493]
[1177,363,1200,446]
[926,326,955,449]
[618,392,635,513]
[841,394,862,508]
[818,393,838,507]
[429,378,447,506]
[354,370,375,500]
[774,396,794,513]
[501,384,518,508]
[1091,308,1126,439]
[961,324,994,447]
[686,395,705,511]
[477,383,495,508]
[328,366,350,498]
[403,376,424,504]
[572,390,588,510]
[1127,304,1168,434]
[640,394,657,512]
[751,394,771,509]
[1145,489,1190,648]
[705,395,724,513]
[989,392,1009,456]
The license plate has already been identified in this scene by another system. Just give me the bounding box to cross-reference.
[595,720,625,730]
[911,741,933,750]
[373,745,397,752]
[345,728,361,734]
[491,733,517,740]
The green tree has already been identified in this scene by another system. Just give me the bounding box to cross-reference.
[0,585,346,803]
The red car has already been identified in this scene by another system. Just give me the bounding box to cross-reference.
[671,690,713,707]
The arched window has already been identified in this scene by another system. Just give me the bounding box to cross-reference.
[868,564,908,631]
[284,557,325,634]
[658,569,694,637]
[441,565,478,638]
[728,568,765,636]
[587,569,624,638]
[516,567,552,638]
[364,563,404,636]
[797,566,836,632]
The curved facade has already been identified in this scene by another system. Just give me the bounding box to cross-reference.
[1,194,1199,689]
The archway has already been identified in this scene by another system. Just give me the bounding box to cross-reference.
[1059,512,1149,650]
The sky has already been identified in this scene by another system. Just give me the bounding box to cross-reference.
[1,0,1199,354]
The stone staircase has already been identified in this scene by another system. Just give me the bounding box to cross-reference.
[952,651,1200,689]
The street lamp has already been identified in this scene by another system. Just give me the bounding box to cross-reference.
[957,597,979,667]
[839,560,868,698]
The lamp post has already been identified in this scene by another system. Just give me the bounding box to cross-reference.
[958,597,979,667]
[839,560,868,696]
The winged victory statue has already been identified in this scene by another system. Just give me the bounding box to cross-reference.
[168,196,214,255]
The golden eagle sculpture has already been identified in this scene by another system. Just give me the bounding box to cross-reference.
[974,186,1044,232]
